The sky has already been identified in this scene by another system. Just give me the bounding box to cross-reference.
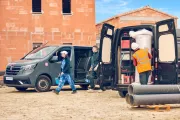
[95,0,180,27]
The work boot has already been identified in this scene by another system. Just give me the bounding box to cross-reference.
[53,90,59,95]
[98,90,103,93]
[71,90,77,94]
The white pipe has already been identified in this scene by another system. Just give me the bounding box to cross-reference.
[129,29,153,84]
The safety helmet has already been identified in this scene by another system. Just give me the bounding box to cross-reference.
[61,51,68,55]
[131,42,139,50]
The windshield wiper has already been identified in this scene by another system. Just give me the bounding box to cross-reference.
[24,58,40,60]
[23,58,33,60]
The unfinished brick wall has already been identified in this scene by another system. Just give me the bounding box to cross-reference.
[0,0,96,71]
[96,6,178,40]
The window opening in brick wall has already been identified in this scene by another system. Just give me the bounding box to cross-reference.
[32,0,42,13]
[63,43,72,45]
[33,43,43,50]
[62,0,71,15]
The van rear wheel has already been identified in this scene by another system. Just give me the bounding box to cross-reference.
[118,91,127,98]
[80,85,89,90]
[15,87,28,91]
[35,75,51,92]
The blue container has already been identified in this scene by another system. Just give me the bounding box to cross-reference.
[85,79,90,83]
[55,77,59,85]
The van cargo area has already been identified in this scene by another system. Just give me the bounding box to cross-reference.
[98,19,178,97]
[116,26,155,86]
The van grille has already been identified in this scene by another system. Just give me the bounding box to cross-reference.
[6,66,21,75]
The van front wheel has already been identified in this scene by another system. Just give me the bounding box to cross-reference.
[35,75,51,92]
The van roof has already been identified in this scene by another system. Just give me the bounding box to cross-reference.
[48,45,92,48]
[73,45,92,48]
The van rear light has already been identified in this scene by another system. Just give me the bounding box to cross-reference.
[155,57,158,62]
[155,57,158,68]
[155,63,158,68]
[155,75,158,80]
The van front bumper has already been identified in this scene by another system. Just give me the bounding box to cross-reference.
[3,75,33,88]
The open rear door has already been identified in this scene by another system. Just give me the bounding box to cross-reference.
[98,23,115,89]
[156,19,178,84]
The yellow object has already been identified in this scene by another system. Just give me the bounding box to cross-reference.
[133,49,151,73]
[147,105,171,112]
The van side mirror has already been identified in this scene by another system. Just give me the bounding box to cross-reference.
[51,56,58,62]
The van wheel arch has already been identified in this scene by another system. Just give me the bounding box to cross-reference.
[36,73,52,86]
[39,73,52,83]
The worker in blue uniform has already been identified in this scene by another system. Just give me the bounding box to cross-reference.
[54,51,77,95]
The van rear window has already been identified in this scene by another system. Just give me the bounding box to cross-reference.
[159,34,175,62]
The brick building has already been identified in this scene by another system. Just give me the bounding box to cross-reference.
[96,6,178,45]
[0,0,96,71]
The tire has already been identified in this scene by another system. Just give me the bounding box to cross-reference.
[35,75,51,92]
[118,91,127,98]
[100,85,106,91]
[80,85,89,90]
[15,87,28,91]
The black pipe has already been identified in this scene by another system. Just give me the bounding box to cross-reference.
[128,84,180,95]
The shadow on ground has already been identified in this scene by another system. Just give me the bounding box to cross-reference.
[130,105,180,111]
[5,86,101,94]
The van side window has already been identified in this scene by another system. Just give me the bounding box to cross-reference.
[53,48,71,61]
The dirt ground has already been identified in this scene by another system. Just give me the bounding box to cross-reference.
[0,86,180,120]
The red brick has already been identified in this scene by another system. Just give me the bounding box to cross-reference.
[0,0,96,69]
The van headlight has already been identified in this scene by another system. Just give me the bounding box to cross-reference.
[21,64,37,71]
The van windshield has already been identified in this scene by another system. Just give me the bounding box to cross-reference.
[24,46,57,59]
